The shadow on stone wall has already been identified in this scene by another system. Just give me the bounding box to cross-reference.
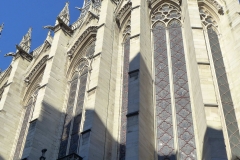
[10,52,230,160]
[202,126,228,160]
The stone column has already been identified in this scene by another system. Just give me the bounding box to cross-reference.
[183,0,219,159]
[82,0,119,159]
[124,0,154,159]
[24,25,70,160]
[0,56,30,159]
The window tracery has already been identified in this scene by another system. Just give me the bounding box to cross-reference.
[199,7,218,27]
[58,50,92,158]
[152,3,197,159]
[151,3,181,24]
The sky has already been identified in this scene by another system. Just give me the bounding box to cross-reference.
[0,0,84,71]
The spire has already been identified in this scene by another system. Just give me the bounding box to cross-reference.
[18,27,32,53]
[56,2,70,26]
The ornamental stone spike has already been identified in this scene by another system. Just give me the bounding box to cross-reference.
[0,23,4,37]
[56,2,70,26]
[17,27,32,53]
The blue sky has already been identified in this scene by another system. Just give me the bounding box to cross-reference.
[0,0,84,71]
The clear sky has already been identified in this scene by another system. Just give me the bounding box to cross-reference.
[0,0,84,71]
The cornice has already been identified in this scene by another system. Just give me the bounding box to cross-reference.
[116,2,132,28]
[67,26,98,59]
[24,55,49,84]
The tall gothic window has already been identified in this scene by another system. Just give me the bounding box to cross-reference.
[119,20,131,160]
[200,7,240,157]
[58,61,89,158]
[13,88,39,159]
[152,3,197,159]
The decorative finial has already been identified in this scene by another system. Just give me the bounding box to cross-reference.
[56,2,70,26]
[0,23,4,37]
[17,27,32,53]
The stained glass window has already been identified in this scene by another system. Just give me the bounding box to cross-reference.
[58,75,78,158]
[58,43,94,158]
[13,98,34,160]
[120,35,130,160]
[169,20,197,159]
[153,22,175,159]
[207,27,240,157]
[152,3,197,159]
[14,87,39,159]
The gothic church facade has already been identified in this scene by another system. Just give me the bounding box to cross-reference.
[0,0,240,159]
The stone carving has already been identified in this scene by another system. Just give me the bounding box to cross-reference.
[67,26,98,59]
[25,55,49,83]
[198,0,223,14]
[116,2,132,27]
[206,0,223,14]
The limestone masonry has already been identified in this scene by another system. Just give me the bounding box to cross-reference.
[0,0,240,159]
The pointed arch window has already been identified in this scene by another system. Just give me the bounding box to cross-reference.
[58,60,89,158]
[200,7,240,157]
[152,3,197,159]
[13,88,39,160]
[119,36,130,160]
